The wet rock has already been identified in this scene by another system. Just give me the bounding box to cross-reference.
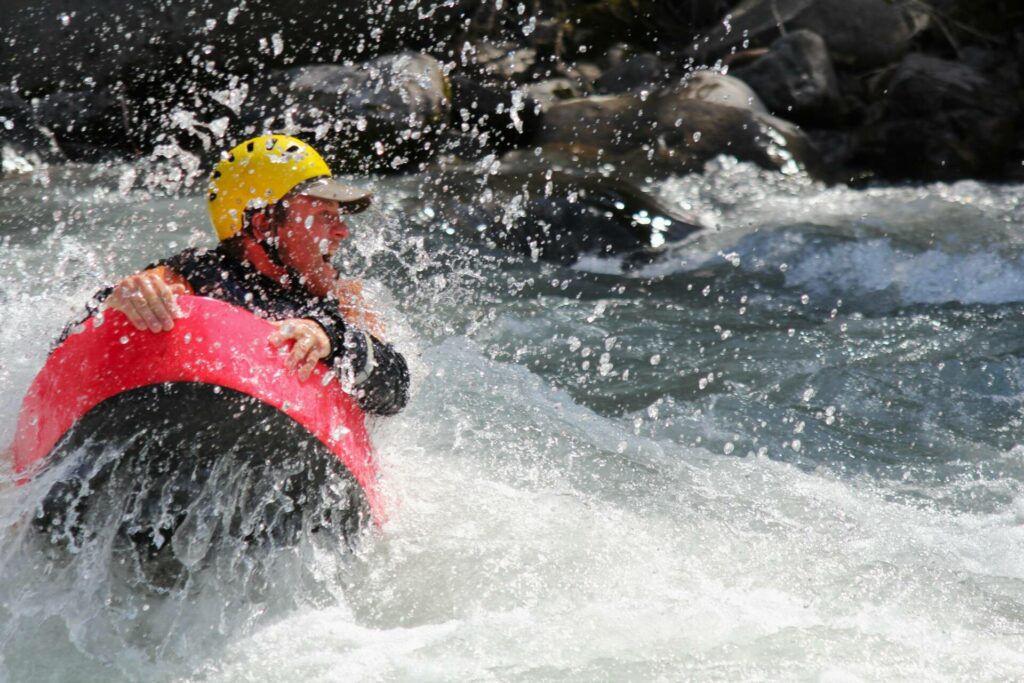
[675,71,767,114]
[418,165,705,266]
[649,93,821,177]
[446,75,540,159]
[732,30,843,125]
[853,54,1019,180]
[537,94,652,155]
[0,0,477,96]
[464,42,539,85]
[276,52,450,173]
[31,89,132,162]
[694,0,929,69]
[567,1,734,51]
[595,53,669,94]
[523,79,582,112]
[0,86,62,174]
[536,86,820,178]
[565,62,604,92]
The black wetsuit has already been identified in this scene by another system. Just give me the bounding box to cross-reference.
[76,244,409,416]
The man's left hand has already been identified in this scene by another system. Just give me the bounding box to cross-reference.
[268,318,331,381]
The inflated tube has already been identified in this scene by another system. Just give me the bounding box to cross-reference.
[9,295,382,554]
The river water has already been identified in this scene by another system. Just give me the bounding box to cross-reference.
[2,157,1024,681]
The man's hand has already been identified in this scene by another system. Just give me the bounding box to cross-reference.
[268,319,331,381]
[105,269,188,333]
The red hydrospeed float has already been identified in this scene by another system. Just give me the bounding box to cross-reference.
[9,295,381,558]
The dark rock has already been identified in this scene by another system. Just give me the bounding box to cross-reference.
[0,0,478,96]
[694,0,929,69]
[275,52,450,173]
[595,54,669,94]
[792,0,929,67]
[536,86,821,178]
[804,129,857,181]
[566,1,733,51]
[648,93,822,177]
[463,42,539,85]
[603,44,638,70]
[446,75,540,159]
[853,54,1019,179]
[958,46,1003,74]
[524,79,583,112]
[675,72,767,114]
[556,62,603,95]
[31,89,132,162]
[418,165,705,266]
[537,94,652,153]
[732,30,843,125]
[0,86,62,173]
[882,54,1013,118]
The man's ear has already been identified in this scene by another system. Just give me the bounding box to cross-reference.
[249,208,274,240]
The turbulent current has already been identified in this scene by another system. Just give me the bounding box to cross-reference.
[2,159,1024,681]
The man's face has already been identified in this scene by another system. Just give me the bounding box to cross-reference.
[276,194,350,281]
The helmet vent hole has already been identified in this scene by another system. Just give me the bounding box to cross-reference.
[286,144,300,153]
[212,170,221,179]
[247,141,255,153]
[227,154,235,162]
[208,192,217,202]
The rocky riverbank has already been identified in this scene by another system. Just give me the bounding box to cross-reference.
[2,0,1022,264]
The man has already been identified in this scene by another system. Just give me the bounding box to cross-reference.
[98,134,408,415]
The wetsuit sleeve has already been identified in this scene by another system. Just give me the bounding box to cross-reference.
[54,284,115,346]
[304,307,410,416]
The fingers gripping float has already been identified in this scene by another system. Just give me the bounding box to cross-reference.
[268,319,332,381]
[105,268,189,333]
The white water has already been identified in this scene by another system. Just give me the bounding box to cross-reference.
[3,160,1024,681]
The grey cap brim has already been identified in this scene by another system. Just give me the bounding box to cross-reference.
[296,178,373,214]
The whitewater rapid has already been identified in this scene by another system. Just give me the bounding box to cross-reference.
[2,159,1024,681]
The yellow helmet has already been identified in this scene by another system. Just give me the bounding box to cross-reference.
[207,134,371,241]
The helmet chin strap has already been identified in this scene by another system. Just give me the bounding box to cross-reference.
[259,237,307,286]
[241,204,337,299]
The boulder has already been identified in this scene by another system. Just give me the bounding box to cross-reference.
[31,89,132,162]
[853,54,1019,179]
[563,62,603,92]
[416,164,705,265]
[732,29,843,125]
[0,86,62,174]
[693,0,929,69]
[566,0,734,50]
[445,74,540,159]
[523,79,583,112]
[536,85,820,177]
[595,53,669,94]
[463,42,539,85]
[0,0,477,96]
[275,52,450,173]
[675,71,767,114]
[648,92,821,177]
[537,95,653,154]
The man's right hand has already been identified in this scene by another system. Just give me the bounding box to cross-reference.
[104,269,188,332]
